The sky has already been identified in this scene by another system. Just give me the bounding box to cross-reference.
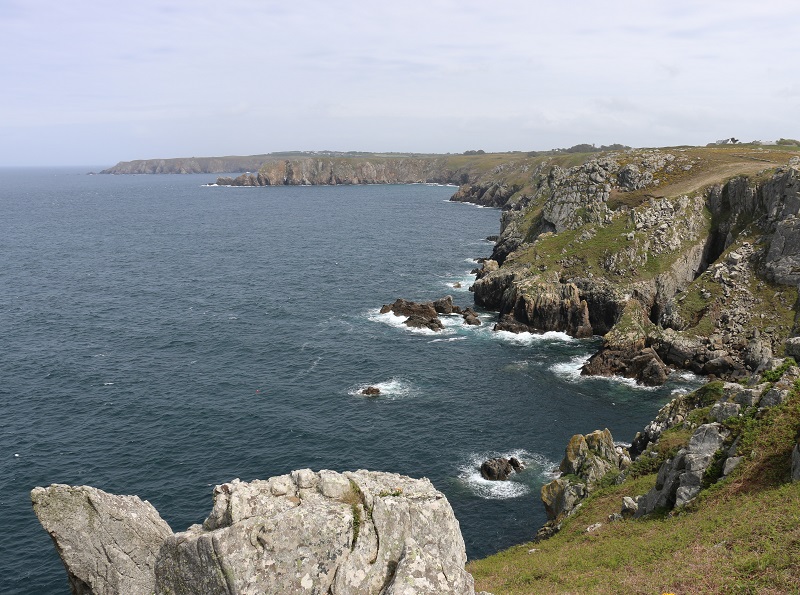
[1,0,799,166]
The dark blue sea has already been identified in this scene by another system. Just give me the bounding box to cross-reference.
[0,168,700,593]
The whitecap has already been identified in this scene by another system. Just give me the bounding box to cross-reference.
[366,308,454,336]
[103,382,114,386]
[348,378,414,399]
[457,449,558,500]
[428,336,467,343]
[492,329,575,345]
[549,355,658,391]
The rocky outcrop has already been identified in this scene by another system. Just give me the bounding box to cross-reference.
[450,182,522,208]
[581,301,669,386]
[380,297,481,331]
[478,160,800,384]
[627,362,800,516]
[380,298,445,331]
[215,157,470,187]
[637,423,730,514]
[34,470,477,595]
[31,485,172,595]
[479,457,524,481]
[539,429,630,534]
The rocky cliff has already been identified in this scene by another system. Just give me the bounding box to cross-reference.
[101,152,506,186]
[468,147,800,385]
[33,470,478,595]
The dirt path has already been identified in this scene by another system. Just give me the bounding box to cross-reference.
[658,160,776,198]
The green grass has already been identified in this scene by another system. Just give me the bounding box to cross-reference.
[468,385,800,594]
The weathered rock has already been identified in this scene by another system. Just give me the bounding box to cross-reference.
[709,401,741,423]
[361,386,381,396]
[540,478,586,521]
[638,423,729,515]
[480,458,514,481]
[381,298,438,319]
[404,314,445,331]
[493,314,531,333]
[156,470,475,595]
[581,301,669,385]
[463,313,481,326]
[540,428,628,525]
[35,471,477,595]
[583,345,669,386]
[509,457,524,472]
[31,484,172,595]
[620,496,638,519]
[785,337,800,359]
[433,295,457,314]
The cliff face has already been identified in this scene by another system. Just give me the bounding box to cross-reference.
[100,156,276,174]
[215,157,471,186]
[32,470,477,595]
[470,147,800,385]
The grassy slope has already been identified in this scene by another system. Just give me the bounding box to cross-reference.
[468,383,800,595]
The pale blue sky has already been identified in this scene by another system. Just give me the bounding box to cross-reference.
[1,0,798,166]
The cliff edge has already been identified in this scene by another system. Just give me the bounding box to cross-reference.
[32,470,478,595]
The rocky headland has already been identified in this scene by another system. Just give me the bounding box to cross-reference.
[467,146,800,386]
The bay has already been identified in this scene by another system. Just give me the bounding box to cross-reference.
[0,169,699,593]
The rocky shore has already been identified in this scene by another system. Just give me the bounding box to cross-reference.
[538,357,800,540]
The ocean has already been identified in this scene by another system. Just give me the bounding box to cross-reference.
[0,168,700,593]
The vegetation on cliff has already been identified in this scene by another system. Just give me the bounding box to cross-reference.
[469,365,800,594]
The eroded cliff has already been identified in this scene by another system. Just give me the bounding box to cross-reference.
[467,146,800,385]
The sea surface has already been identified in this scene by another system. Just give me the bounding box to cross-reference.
[0,168,700,593]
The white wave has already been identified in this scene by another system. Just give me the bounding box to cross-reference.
[492,329,574,345]
[675,370,702,382]
[428,336,467,343]
[457,449,558,500]
[348,378,414,399]
[103,382,114,386]
[366,308,454,336]
[549,355,657,391]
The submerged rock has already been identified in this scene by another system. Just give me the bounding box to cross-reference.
[33,471,476,595]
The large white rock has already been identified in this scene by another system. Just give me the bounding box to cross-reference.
[34,470,476,595]
[31,484,173,595]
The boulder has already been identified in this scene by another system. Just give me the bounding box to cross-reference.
[540,428,628,525]
[620,496,638,519]
[34,471,476,595]
[480,458,514,481]
[785,337,800,360]
[493,315,531,333]
[31,484,172,595]
[638,423,729,515]
[540,478,586,521]
[380,298,438,319]
[361,386,381,396]
[433,295,458,314]
[404,314,444,331]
